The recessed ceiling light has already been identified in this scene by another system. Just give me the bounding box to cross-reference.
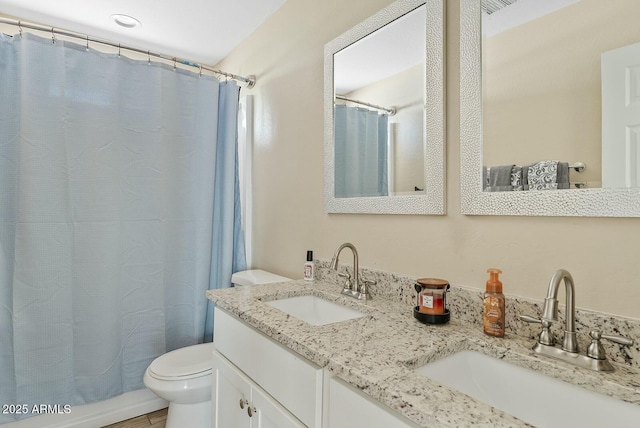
[111,14,141,29]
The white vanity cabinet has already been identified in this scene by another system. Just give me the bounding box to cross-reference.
[212,308,323,428]
[323,376,421,428]
[212,350,304,427]
[212,307,419,428]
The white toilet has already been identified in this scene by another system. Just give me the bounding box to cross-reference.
[143,269,291,428]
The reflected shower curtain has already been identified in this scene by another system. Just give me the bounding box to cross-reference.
[334,104,388,197]
[0,33,245,422]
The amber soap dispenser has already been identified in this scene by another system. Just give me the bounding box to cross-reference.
[483,268,505,337]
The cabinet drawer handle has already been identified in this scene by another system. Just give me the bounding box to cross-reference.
[247,405,256,417]
[239,398,248,409]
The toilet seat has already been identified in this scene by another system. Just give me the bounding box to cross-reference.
[148,343,214,381]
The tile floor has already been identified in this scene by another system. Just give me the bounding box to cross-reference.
[102,408,167,428]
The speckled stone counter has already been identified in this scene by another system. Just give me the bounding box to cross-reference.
[206,277,640,427]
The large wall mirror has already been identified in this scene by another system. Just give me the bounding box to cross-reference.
[461,0,640,216]
[324,0,445,214]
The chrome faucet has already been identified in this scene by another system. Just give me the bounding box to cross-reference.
[521,269,634,372]
[329,242,372,300]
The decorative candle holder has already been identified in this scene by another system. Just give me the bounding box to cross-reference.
[413,278,450,325]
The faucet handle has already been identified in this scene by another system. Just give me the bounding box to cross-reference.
[519,315,552,329]
[520,315,554,346]
[520,315,543,324]
[600,332,634,347]
[338,272,352,294]
[356,278,375,301]
[587,330,634,360]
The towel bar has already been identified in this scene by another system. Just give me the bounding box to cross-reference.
[569,162,586,172]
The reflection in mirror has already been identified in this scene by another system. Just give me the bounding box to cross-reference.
[334,5,425,198]
[324,0,445,215]
[481,0,640,192]
[460,0,640,216]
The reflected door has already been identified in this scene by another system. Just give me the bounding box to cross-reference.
[602,41,640,188]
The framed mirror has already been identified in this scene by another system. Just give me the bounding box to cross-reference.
[324,0,445,214]
[460,0,640,216]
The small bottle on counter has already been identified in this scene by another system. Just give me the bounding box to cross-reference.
[483,268,505,337]
[303,250,315,281]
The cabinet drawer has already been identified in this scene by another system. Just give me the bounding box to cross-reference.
[325,376,420,428]
[214,307,323,427]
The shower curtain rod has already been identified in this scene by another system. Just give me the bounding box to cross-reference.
[335,95,396,116]
[0,17,256,88]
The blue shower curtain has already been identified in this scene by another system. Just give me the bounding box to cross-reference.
[0,33,245,422]
[334,104,389,197]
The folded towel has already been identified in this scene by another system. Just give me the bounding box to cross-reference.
[522,164,530,189]
[511,166,523,191]
[486,161,570,191]
[483,166,489,190]
[486,165,515,192]
[557,162,569,189]
[528,160,558,190]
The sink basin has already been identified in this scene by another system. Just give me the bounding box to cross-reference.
[416,350,640,428]
[265,295,365,326]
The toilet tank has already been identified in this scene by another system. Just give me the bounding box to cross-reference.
[231,269,291,287]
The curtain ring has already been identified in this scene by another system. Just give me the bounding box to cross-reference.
[118,44,121,57]
[147,51,151,65]
[18,21,23,37]
[51,28,56,44]
[199,65,202,77]
[86,35,89,51]
[173,57,177,70]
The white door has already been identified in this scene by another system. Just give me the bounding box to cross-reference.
[212,352,251,428]
[602,41,640,188]
[251,384,306,428]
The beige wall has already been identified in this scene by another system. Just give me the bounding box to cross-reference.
[215,0,640,319]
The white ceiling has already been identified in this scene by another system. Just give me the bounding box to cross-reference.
[0,0,286,65]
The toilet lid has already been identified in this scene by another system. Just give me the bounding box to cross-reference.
[148,343,214,380]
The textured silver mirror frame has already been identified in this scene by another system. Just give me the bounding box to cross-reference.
[460,0,640,217]
[324,0,446,215]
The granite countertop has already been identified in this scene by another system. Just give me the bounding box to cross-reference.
[206,279,640,427]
